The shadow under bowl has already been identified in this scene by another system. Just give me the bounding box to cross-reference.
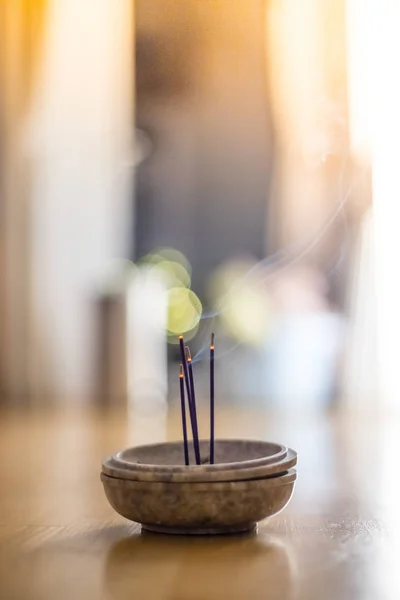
[101,468,297,535]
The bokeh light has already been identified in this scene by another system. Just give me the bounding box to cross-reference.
[136,248,200,339]
[167,322,200,345]
[221,285,271,346]
[166,287,202,336]
[208,259,255,301]
[138,248,191,290]
[156,260,191,289]
[208,259,271,346]
[155,247,191,274]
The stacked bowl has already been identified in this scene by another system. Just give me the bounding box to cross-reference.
[101,439,297,535]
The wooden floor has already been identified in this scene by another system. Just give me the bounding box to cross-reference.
[0,403,399,600]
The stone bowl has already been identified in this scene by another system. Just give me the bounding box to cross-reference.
[102,439,297,483]
[101,468,297,535]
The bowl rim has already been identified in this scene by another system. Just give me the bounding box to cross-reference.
[105,438,287,473]
[102,446,297,483]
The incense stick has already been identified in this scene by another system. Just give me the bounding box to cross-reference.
[179,364,189,466]
[185,346,201,465]
[210,333,215,464]
[178,335,201,465]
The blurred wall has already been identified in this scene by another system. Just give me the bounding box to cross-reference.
[135,0,352,297]
[1,0,134,400]
[135,0,273,293]
[0,1,47,398]
[266,0,350,264]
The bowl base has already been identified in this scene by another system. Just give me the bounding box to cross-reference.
[141,522,257,536]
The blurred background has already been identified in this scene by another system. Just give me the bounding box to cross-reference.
[0,0,396,414]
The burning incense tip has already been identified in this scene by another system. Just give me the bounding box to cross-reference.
[179,364,184,378]
[178,334,183,339]
[185,346,192,362]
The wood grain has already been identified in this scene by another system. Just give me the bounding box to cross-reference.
[0,404,399,600]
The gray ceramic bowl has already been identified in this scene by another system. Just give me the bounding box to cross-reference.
[101,468,297,535]
[102,439,297,483]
